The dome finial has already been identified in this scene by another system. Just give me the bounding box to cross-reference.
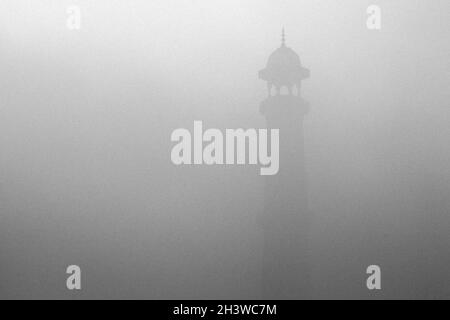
[281,27,286,47]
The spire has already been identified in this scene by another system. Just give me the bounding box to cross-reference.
[281,27,286,47]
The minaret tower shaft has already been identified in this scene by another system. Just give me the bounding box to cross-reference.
[259,30,312,299]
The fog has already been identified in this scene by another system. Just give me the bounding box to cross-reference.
[0,0,449,299]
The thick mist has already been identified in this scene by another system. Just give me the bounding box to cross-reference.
[0,0,449,299]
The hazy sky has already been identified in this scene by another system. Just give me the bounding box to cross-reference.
[1,0,449,299]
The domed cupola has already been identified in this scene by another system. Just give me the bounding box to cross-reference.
[259,29,310,96]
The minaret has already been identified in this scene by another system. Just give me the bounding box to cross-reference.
[259,30,311,299]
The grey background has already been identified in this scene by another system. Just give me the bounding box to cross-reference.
[0,0,449,299]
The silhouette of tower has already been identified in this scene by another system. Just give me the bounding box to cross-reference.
[259,30,311,299]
